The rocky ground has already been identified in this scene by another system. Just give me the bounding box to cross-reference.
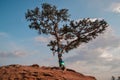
[0,64,96,80]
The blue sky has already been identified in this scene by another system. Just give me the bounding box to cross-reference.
[0,0,120,80]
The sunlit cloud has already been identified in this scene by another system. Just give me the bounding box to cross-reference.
[100,50,113,61]
[110,3,120,14]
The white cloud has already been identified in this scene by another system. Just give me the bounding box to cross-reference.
[65,27,120,80]
[89,18,103,22]
[100,51,113,61]
[35,36,49,43]
[0,32,9,38]
[0,50,27,58]
[14,50,27,57]
[0,33,32,58]
[77,18,103,23]
[110,3,120,13]
[35,36,55,43]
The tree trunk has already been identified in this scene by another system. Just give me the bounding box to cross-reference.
[58,53,65,70]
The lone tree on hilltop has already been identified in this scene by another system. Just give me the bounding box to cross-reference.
[25,3,108,69]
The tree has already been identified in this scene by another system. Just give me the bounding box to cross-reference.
[25,3,108,69]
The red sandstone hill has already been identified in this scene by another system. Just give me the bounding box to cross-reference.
[0,64,96,80]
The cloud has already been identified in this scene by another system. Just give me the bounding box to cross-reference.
[35,36,55,43]
[14,50,27,57]
[0,32,9,38]
[110,3,120,14]
[0,32,31,58]
[0,50,27,58]
[65,27,120,80]
[77,18,103,22]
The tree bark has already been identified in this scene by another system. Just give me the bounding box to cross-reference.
[54,23,65,69]
[58,53,65,70]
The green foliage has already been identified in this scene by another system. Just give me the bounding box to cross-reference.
[25,3,108,55]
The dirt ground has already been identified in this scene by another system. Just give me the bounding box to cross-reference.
[0,64,96,80]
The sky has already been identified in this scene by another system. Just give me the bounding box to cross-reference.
[0,0,120,80]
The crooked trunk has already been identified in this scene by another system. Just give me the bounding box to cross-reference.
[54,23,65,69]
[58,53,65,69]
